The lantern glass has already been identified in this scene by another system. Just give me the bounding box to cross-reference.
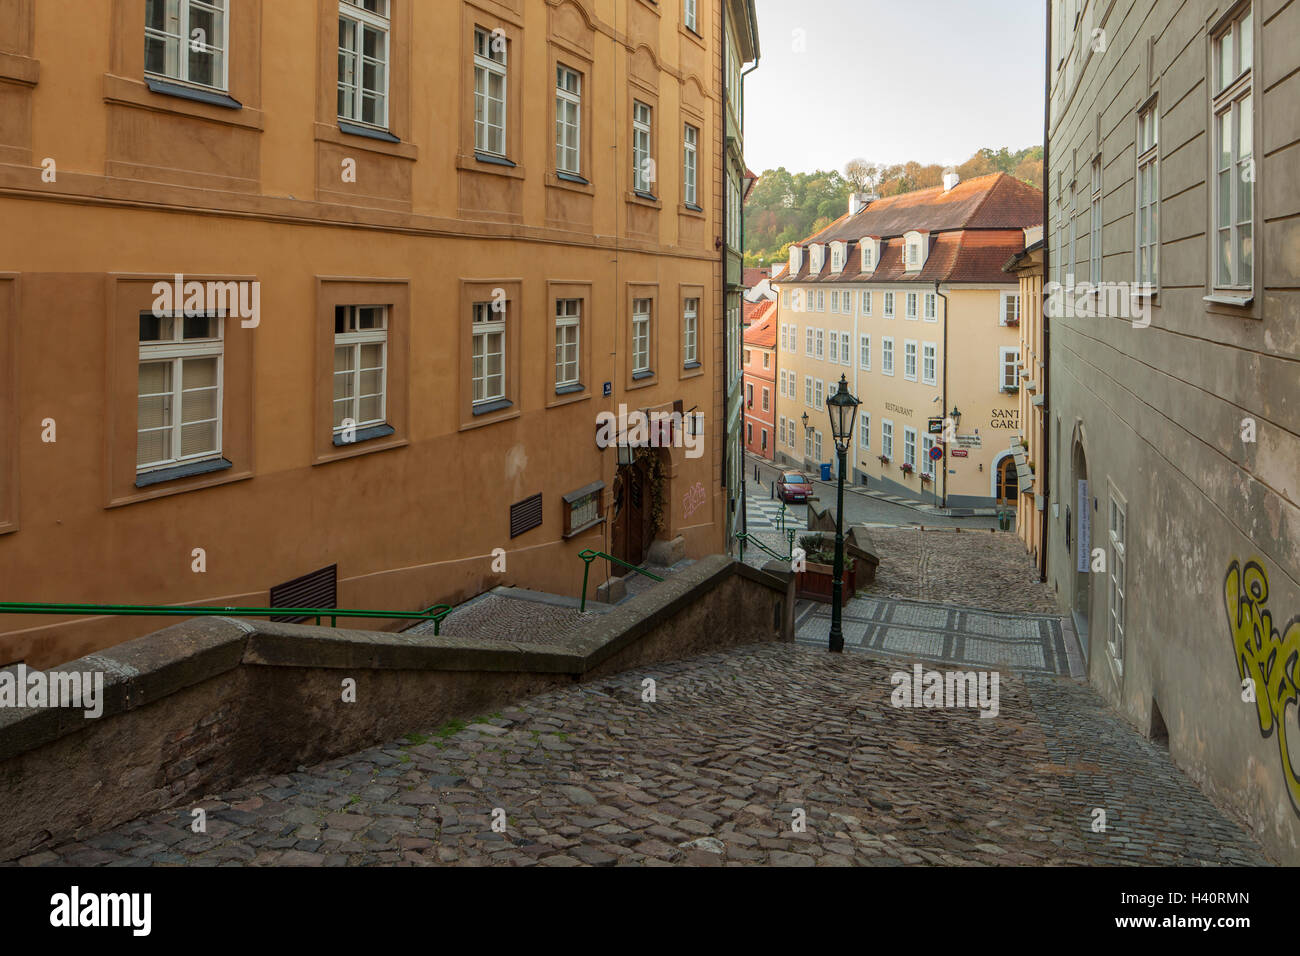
[826,375,860,445]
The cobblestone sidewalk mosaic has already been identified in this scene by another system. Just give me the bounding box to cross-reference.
[19,643,1267,867]
[796,596,1076,676]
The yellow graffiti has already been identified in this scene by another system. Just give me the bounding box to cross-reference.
[1224,559,1300,812]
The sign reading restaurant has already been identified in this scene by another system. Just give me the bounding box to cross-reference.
[884,402,914,418]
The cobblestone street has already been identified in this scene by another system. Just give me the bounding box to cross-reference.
[23,636,1267,867]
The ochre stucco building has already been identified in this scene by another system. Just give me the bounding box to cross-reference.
[0,0,759,667]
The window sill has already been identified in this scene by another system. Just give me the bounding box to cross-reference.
[314,122,417,161]
[135,457,233,489]
[555,383,585,396]
[632,370,655,381]
[145,76,242,110]
[679,202,705,218]
[682,361,702,370]
[103,73,264,131]
[333,423,396,447]
[545,170,595,195]
[338,120,400,143]
[457,152,525,180]
[680,24,705,48]
[626,190,662,209]
[0,51,39,86]
[1204,292,1254,308]
[473,398,514,416]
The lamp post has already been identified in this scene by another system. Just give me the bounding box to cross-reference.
[826,375,860,653]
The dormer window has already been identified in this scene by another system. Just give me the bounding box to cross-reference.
[830,241,845,273]
[790,245,803,275]
[809,244,824,274]
[903,231,928,271]
[860,237,879,272]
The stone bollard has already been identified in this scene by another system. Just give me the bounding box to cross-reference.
[761,559,797,642]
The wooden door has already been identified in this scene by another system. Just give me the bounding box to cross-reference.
[997,457,1017,506]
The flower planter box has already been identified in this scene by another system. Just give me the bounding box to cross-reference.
[795,560,857,606]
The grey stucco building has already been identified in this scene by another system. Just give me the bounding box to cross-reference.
[1046,0,1299,860]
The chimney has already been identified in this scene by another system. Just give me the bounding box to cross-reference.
[848,192,869,216]
[943,171,960,192]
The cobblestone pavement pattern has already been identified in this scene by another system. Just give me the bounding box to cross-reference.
[22,641,1267,867]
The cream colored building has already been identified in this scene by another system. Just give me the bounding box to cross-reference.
[771,173,1042,509]
[1004,229,1046,572]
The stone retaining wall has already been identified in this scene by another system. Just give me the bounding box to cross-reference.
[0,556,792,861]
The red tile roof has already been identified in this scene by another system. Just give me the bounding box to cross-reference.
[776,174,1043,285]
[742,267,768,289]
[744,309,776,348]
[743,298,775,327]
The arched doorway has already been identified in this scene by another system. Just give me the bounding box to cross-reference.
[1071,434,1092,659]
[996,456,1018,506]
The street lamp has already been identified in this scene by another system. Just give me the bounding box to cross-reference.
[825,375,860,653]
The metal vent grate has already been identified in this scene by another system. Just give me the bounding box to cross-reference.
[510,493,543,538]
[269,564,338,623]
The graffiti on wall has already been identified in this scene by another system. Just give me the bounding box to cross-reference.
[682,481,707,520]
[1224,559,1300,812]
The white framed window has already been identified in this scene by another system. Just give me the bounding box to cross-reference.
[633,100,653,193]
[881,419,894,459]
[555,298,581,387]
[862,244,873,270]
[683,123,699,206]
[1136,101,1159,289]
[906,241,920,269]
[828,329,838,362]
[137,311,224,472]
[882,336,894,375]
[1090,156,1102,282]
[840,331,850,366]
[904,339,917,381]
[556,65,582,175]
[922,342,936,385]
[1212,5,1254,292]
[333,305,387,434]
[762,387,769,412]
[781,288,790,309]
[1069,176,1077,279]
[805,327,814,355]
[859,334,871,370]
[474,26,508,156]
[903,427,917,470]
[779,417,786,445]
[999,346,1020,390]
[683,297,699,365]
[861,290,872,314]
[906,292,918,319]
[684,0,698,33]
[779,323,786,351]
[1108,489,1127,668]
[472,301,506,404]
[146,0,228,91]
[921,435,936,478]
[816,290,825,312]
[924,292,936,321]
[632,297,652,373]
[805,428,813,458]
[338,0,390,128]
[830,291,840,313]
[787,323,797,352]
[815,328,824,359]
[814,379,824,411]
[1000,292,1021,326]
[804,375,813,406]
[814,430,822,461]
[883,291,895,317]
[859,413,870,451]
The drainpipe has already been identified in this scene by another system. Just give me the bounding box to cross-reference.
[1039,0,1051,581]
[935,280,949,510]
[737,58,759,542]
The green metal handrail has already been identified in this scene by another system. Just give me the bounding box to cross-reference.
[578,549,664,612]
[734,531,795,564]
[0,600,455,635]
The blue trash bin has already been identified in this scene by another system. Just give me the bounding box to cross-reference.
[820,462,832,481]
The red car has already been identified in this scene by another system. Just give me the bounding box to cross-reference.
[777,472,813,504]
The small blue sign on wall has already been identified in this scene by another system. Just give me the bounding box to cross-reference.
[603,382,612,397]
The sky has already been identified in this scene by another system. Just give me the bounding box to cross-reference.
[744,0,1046,175]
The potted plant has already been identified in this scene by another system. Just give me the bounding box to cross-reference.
[1000,384,1019,394]
[877,454,890,465]
[794,533,857,606]
[919,472,933,485]
[899,462,914,477]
